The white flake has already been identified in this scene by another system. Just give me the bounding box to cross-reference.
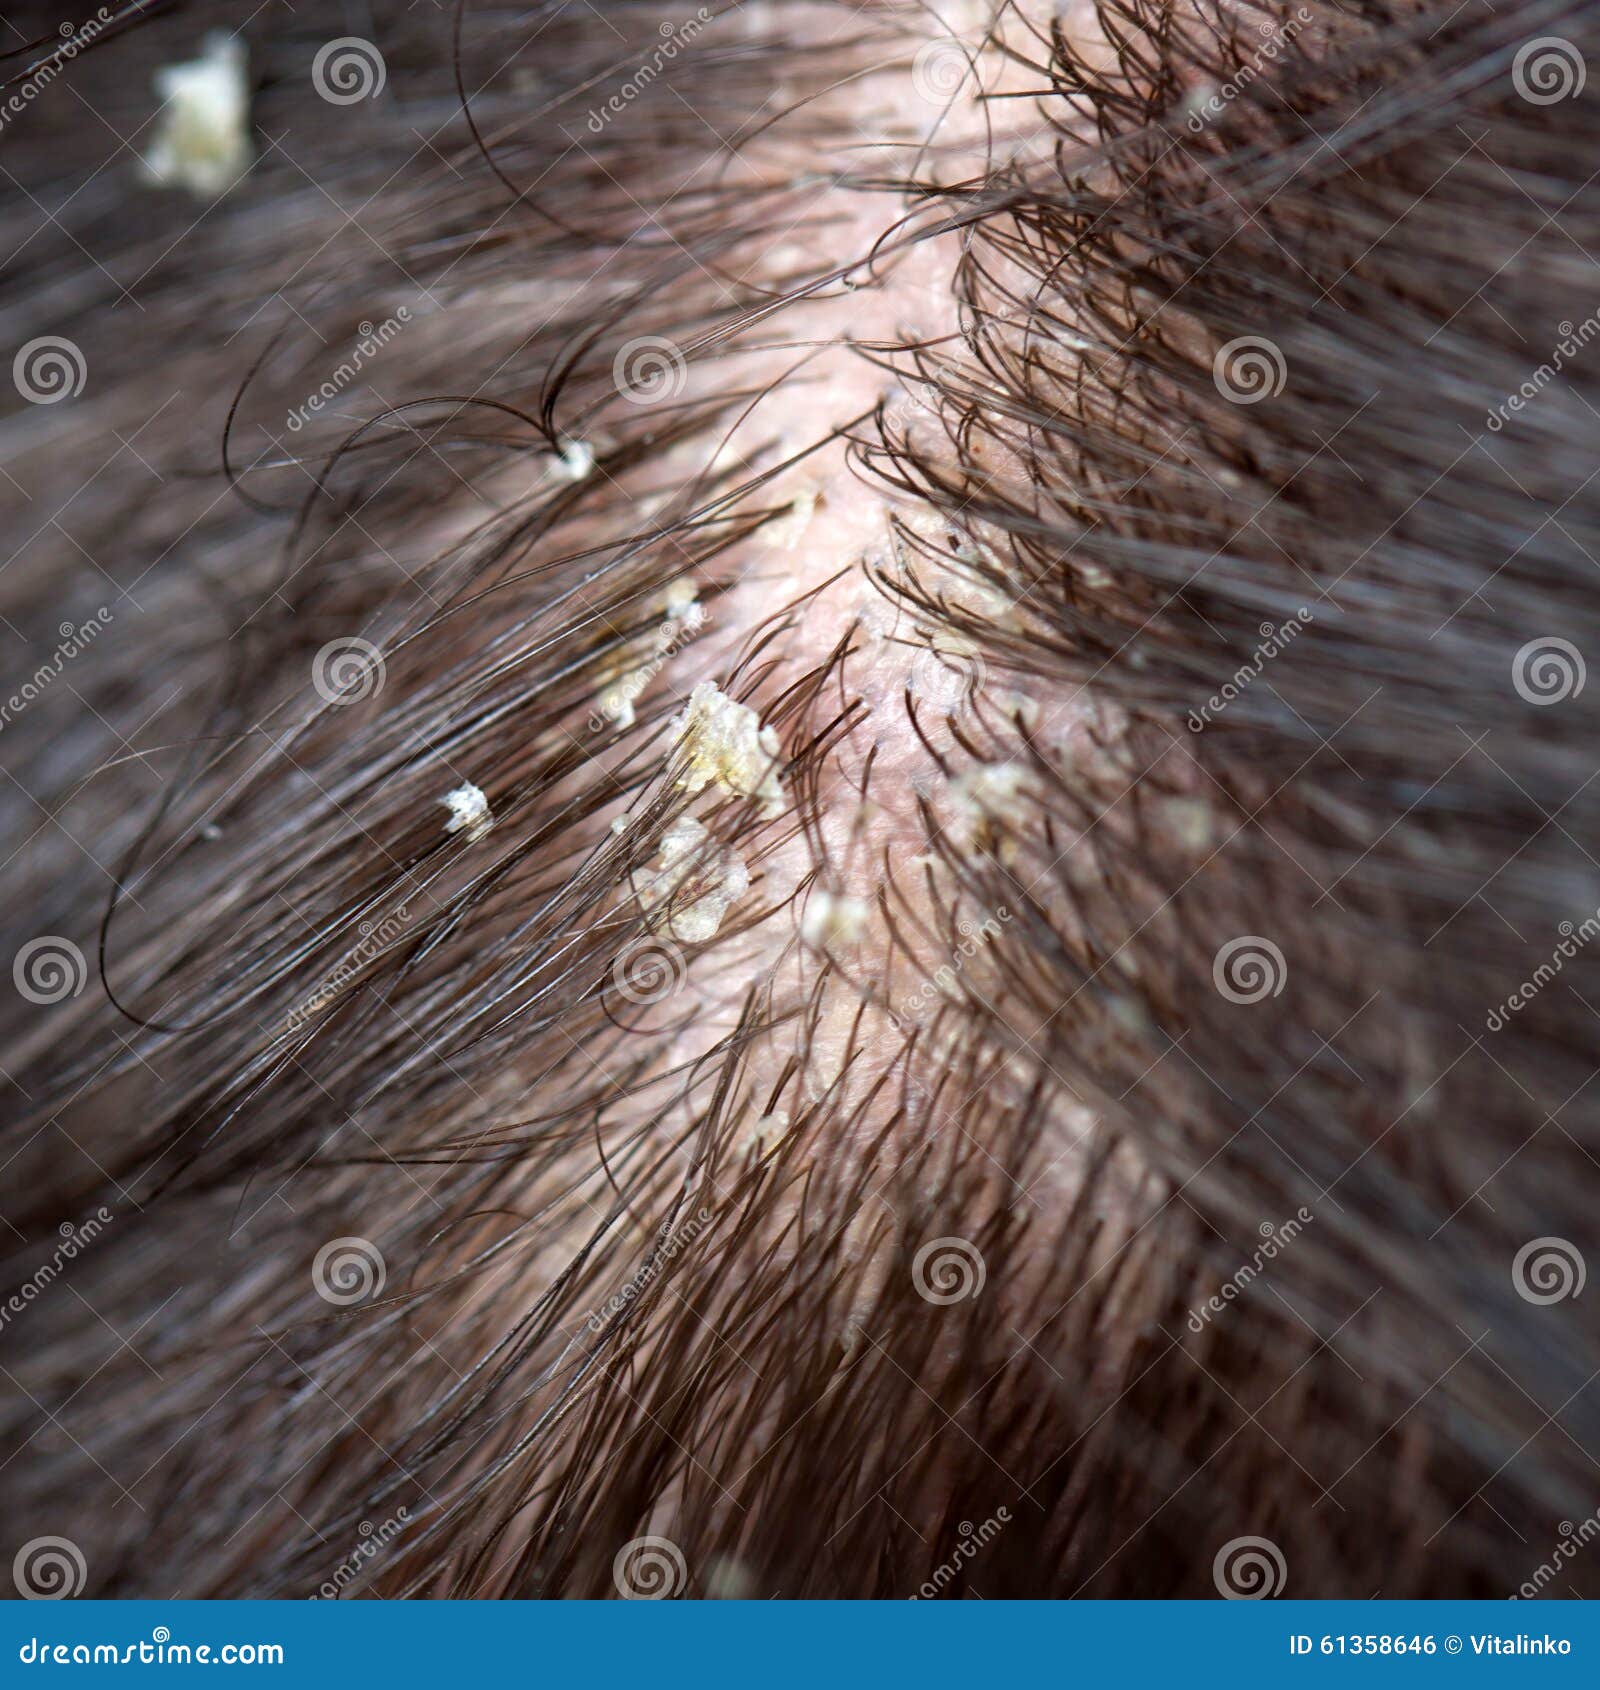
[143,34,253,198]
[441,783,493,843]
[556,439,594,480]
[801,890,869,948]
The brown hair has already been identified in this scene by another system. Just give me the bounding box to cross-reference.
[1,0,1597,1599]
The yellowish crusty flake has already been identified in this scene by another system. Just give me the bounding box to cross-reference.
[143,33,253,198]
[595,583,705,729]
[634,816,749,943]
[737,1110,791,1158]
[951,761,1035,855]
[767,487,818,551]
[998,690,1042,732]
[1162,796,1214,853]
[662,577,700,616]
[671,682,786,817]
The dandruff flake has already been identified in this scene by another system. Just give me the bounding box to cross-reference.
[670,682,786,817]
[440,783,493,842]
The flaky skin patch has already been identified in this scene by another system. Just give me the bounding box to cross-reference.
[1,0,1598,1603]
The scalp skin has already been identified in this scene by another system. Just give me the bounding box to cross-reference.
[2,0,1600,1601]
